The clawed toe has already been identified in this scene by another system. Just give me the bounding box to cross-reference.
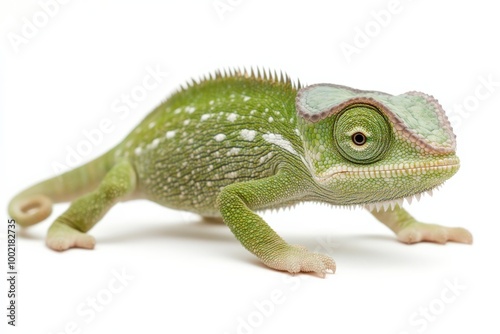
[262,245,336,277]
[397,223,473,245]
[46,222,95,251]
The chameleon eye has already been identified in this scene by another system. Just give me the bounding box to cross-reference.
[333,104,391,164]
[351,132,366,146]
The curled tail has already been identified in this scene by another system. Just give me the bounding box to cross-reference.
[8,150,116,227]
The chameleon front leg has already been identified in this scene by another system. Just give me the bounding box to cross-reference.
[217,169,336,277]
[46,160,137,251]
[370,206,472,244]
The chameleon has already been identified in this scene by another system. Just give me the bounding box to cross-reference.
[8,69,472,276]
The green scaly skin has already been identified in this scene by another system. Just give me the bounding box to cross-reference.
[8,69,472,277]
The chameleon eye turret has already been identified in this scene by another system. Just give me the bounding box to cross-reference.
[333,103,392,164]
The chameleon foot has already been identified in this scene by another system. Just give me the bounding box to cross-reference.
[46,222,96,251]
[397,223,473,245]
[262,245,336,277]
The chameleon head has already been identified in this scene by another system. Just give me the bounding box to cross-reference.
[296,84,459,208]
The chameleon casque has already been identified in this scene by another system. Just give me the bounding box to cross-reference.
[8,69,472,276]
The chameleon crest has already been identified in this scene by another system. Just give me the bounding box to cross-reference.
[8,69,471,277]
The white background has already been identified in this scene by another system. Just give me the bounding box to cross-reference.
[1,1,499,333]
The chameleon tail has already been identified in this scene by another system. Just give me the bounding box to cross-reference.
[8,150,116,227]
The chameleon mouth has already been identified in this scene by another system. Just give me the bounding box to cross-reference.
[315,157,460,183]
[313,157,459,212]
[363,157,459,212]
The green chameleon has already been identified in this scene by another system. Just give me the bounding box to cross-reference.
[8,69,472,276]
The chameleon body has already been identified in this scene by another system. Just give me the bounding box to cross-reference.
[8,69,472,276]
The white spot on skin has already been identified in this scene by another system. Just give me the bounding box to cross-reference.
[225,171,238,178]
[183,119,190,126]
[214,134,226,142]
[262,133,297,155]
[227,113,238,122]
[174,108,182,114]
[166,130,177,139]
[243,96,251,102]
[259,152,273,164]
[134,147,142,156]
[268,117,274,123]
[201,114,211,121]
[185,106,196,113]
[240,129,257,141]
[148,122,156,129]
[151,138,160,149]
[209,100,215,105]
[227,147,241,156]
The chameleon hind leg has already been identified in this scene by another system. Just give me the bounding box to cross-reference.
[370,206,473,244]
[46,160,137,251]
